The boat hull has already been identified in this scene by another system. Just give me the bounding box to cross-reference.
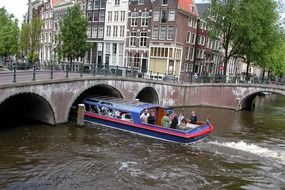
[84,113,213,143]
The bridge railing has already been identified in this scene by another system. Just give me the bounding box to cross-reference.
[0,64,284,86]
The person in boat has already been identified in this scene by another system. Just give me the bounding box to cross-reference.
[178,112,184,125]
[140,109,149,123]
[161,112,171,127]
[170,114,178,129]
[147,111,156,125]
[190,111,198,124]
[178,118,187,130]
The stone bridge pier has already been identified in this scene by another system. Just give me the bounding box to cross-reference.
[0,77,284,125]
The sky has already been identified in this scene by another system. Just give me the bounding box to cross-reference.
[0,0,28,26]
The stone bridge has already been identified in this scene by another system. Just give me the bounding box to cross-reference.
[0,76,284,125]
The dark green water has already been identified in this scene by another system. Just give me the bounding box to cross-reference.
[0,94,285,189]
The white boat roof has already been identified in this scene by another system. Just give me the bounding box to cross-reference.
[84,96,170,113]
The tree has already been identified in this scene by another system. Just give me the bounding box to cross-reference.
[28,12,42,64]
[235,0,279,80]
[207,0,242,76]
[19,21,30,59]
[0,7,19,65]
[59,4,89,65]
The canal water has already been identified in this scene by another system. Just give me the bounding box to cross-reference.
[0,94,285,189]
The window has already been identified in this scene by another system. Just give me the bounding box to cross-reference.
[168,60,174,75]
[161,10,167,23]
[153,10,160,21]
[188,17,197,28]
[140,32,147,47]
[168,10,175,21]
[127,52,132,67]
[159,26,166,40]
[88,1,92,10]
[186,47,190,60]
[113,43,117,54]
[196,49,204,58]
[141,12,149,27]
[113,26,118,37]
[120,26,124,37]
[131,12,138,26]
[106,26,111,37]
[92,25,98,38]
[99,11,105,22]
[186,32,191,43]
[115,0,120,6]
[114,11,119,21]
[130,32,136,46]
[138,0,144,4]
[93,12,99,21]
[167,26,174,40]
[108,11,112,21]
[120,11,125,21]
[94,0,99,8]
[98,25,104,38]
[87,26,91,37]
[100,0,106,8]
[105,43,111,54]
[152,26,159,39]
[162,0,168,5]
[134,53,140,68]
[191,33,196,44]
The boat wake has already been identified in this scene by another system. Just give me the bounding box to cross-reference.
[209,140,285,165]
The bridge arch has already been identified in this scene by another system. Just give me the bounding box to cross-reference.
[0,92,56,126]
[135,87,159,104]
[67,83,124,120]
[237,89,285,111]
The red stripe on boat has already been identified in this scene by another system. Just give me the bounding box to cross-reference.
[84,112,214,139]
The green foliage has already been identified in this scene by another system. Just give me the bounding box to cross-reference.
[236,0,279,77]
[19,21,30,58]
[207,0,242,76]
[0,7,19,60]
[59,4,89,63]
[28,12,42,64]
[208,0,280,77]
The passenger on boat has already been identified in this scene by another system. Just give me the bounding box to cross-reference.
[178,118,187,130]
[170,115,178,129]
[140,109,149,123]
[190,111,198,124]
[147,111,156,125]
[178,113,185,125]
[161,113,171,127]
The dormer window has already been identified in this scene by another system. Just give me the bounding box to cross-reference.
[162,0,168,5]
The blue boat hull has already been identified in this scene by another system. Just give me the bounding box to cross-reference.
[84,114,210,143]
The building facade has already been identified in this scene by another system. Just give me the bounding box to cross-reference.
[125,0,153,77]
[38,0,56,64]
[103,0,128,74]
[86,0,106,67]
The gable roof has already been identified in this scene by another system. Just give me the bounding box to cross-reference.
[196,3,211,18]
[178,0,198,16]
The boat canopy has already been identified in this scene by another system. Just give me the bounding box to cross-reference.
[83,96,170,113]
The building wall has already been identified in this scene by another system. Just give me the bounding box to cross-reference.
[103,0,128,68]
[86,0,106,65]
[39,0,54,64]
[125,0,153,74]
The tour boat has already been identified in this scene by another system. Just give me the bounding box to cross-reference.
[82,97,214,143]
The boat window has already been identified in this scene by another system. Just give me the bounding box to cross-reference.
[121,113,133,122]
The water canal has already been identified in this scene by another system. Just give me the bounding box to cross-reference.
[0,94,285,189]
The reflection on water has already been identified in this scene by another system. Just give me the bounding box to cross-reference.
[0,94,285,189]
